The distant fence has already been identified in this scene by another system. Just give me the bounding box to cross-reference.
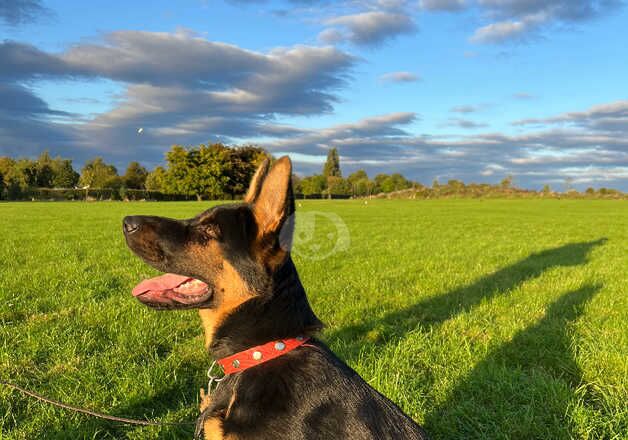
[0,188,353,201]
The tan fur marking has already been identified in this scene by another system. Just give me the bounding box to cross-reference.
[199,260,254,348]
[199,388,212,412]
[203,417,223,439]
[244,159,270,203]
[203,416,239,440]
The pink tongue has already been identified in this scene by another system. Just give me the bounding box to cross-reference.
[132,273,192,297]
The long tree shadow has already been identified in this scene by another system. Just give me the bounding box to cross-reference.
[325,239,606,361]
[424,284,601,439]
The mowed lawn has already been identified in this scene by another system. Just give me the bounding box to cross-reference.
[0,199,626,439]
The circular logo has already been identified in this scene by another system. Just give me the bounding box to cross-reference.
[291,211,350,260]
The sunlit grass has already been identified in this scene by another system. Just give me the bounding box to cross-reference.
[1,199,626,439]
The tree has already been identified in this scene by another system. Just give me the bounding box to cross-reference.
[164,144,231,200]
[145,166,167,191]
[372,172,412,194]
[380,176,396,193]
[103,175,125,190]
[51,158,79,188]
[79,157,118,188]
[325,176,351,196]
[500,175,513,190]
[390,173,412,191]
[291,174,302,195]
[124,162,148,189]
[14,159,38,188]
[225,146,268,198]
[347,169,372,196]
[0,157,24,198]
[322,148,341,178]
[35,151,55,187]
[353,178,373,196]
[300,175,326,196]
[373,173,389,193]
[347,169,368,184]
[1,154,78,194]
[0,157,15,184]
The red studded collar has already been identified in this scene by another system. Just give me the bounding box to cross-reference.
[216,336,310,375]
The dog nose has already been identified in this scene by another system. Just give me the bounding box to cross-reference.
[123,216,142,234]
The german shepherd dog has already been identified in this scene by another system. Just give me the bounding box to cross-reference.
[123,157,429,439]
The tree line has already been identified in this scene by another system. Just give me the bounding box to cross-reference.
[0,145,416,201]
[0,144,267,201]
[294,148,414,197]
[0,145,623,201]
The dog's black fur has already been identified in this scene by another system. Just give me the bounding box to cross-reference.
[124,156,429,439]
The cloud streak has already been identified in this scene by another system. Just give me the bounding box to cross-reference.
[0,0,50,26]
[260,102,628,189]
[450,105,480,113]
[0,31,356,164]
[379,71,420,83]
[419,0,466,11]
[237,0,621,47]
[321,11,417,46]
[470,0,622,44]
[442,118,489,129]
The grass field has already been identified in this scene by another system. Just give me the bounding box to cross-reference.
[0,199,626,439]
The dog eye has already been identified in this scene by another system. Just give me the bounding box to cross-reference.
[200,224,221,240]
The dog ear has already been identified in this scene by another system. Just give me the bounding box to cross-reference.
[252,156,295,242]
[244,158,270,203]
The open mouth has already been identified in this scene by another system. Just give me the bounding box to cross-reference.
[132,273,212,309]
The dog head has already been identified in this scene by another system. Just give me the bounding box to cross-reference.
[123,156,295,313]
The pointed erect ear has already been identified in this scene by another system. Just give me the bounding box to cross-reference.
[252,156,295,239]
[244,159,270,203]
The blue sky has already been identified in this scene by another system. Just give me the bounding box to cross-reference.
[1,0,627,190]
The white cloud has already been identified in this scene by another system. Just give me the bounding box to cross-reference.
[318,28,345,44]
[470,12,547,43]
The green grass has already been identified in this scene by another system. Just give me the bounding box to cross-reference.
[0,199,626,439]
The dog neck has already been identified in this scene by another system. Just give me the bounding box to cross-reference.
[208,257,323,359]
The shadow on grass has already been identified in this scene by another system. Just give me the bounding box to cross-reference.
[424,283,601,439]
[325,239,606,362]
